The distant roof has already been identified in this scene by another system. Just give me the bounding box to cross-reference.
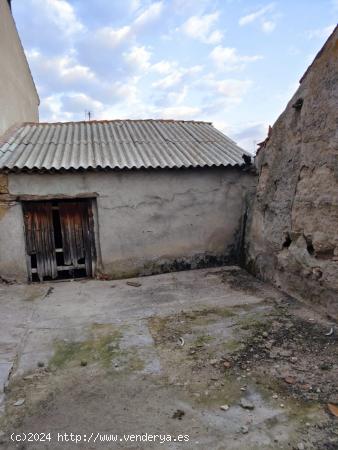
[0,120,249,172]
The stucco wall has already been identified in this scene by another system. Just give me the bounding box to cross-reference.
[0,167,255,281]
[245,28,338,315]
[0,0,39,136]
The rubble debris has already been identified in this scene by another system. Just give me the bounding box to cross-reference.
[220,404,229,411]
[44,286,54,298]
[320,363,333,371]
[0,276,15,285]
[283,375,297,385]
[178,337,185,347]
[13,399,25,407]
[96,273,113,281]
[126,281,142,287]
[328,403,338,418]
[172,409,185,420]
[239,398,255,410]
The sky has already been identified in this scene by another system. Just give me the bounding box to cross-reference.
[12,0,337,153]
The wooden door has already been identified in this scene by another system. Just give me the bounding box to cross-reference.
[23,200,95,281]
[23,202,58,281]
[58,201,95,277]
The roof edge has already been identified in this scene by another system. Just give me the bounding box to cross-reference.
[18,118,213,126]
[0,163,247,175]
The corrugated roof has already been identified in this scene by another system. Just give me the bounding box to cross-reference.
[0,120,249,172]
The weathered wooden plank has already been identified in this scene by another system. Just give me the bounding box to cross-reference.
[31,264,86,273]
[18,193,98,201]
[59,201,94,276]
[23,202,58,281]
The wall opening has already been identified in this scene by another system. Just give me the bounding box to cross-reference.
[22,199,96,282]
[305,236,315,255]
[282,233,292,248]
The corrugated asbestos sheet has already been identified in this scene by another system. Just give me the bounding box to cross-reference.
[0,120,248,172]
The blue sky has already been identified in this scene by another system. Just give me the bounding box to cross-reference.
[13,0,337,152]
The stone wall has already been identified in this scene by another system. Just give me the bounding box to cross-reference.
[245,27,338,315]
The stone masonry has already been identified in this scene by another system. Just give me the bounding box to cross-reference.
[245,27,338,315]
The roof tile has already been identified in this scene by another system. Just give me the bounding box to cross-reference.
[0,119,248,172]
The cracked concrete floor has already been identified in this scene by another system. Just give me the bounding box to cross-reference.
[0,267,337,449]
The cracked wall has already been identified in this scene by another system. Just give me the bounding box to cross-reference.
[245,27,338,315]
[0,167,255,281]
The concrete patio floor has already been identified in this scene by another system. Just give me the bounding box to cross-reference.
[0,267,337,449]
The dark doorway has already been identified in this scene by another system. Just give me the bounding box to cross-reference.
[23,199,96,282]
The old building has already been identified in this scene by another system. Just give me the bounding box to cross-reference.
[0,120,255,282]
[246,26,338,315]
[0,0,39,136]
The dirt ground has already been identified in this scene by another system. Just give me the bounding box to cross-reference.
[0,267,337,449]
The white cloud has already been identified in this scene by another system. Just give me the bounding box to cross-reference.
[153,72,183,89]
[239,3,274,26]
[44,77,143,122]
[167,86,188,105]
[109,78,141,104]
[133,1,164,28]
[93,2,164,50]
[95,26,132,49]
[27,50,96,85]
[172,0,211,16]
[151,60,175,74]
[130,0,141,13]
[159,106,201,119]
[40,94,74,121]
[238,3,277,33]
[124,45,152,71]
[210,46,262,71]
[41,94,63,117]
[230,122,269,154]
[32,0,84,35]
[307,24,336,40]
[152,64,202,89]
[63,93,104,114]
[181,12,224,44]
[262,20,275,33]
[212,79,252,99]
[59,59,95,83]
[198,75,253,111]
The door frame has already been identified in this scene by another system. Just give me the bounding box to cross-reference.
[21,197,98,282]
